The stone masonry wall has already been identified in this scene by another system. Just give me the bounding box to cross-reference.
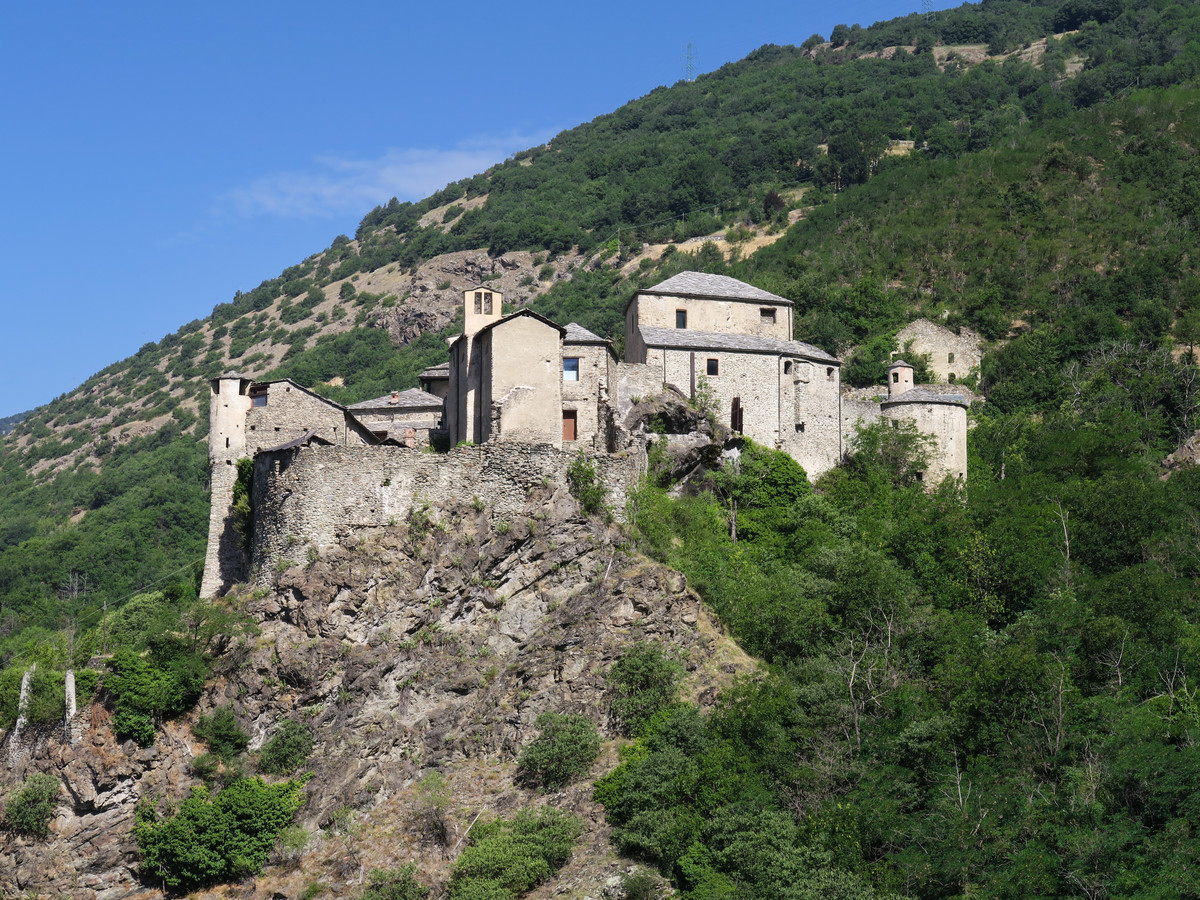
[250,444,644,584]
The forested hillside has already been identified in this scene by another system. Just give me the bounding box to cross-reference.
[3,3,1200,893]
[2,0,1196,675]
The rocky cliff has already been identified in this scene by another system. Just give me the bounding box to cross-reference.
[1,482,755,899]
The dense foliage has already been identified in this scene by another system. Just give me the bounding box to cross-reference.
[135,776,307,892]
[599,343,1200,897]
[517,712,602,791]
[448,807,585,900]
[257,720,314,775]
[2,773,60,837]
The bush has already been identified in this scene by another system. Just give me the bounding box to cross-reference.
[412,771,452,843]
[362,864,430,900]
[258,720,313,775]
[449,807,585,900]
[3,774,60,837]
[194,706,249,762]
[135,776,307,891]
[567,452,608,518]
[607,643,684,736]
[518,712,601,791]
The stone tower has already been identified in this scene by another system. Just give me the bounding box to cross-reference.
[886,360,914,398]
[200,373,253,597]
[448,286,504,446]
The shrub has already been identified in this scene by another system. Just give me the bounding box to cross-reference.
[258,720,313,775]
[412,771,451,843]
[449,807,585,900]
[194,706,249,762]
[567,452,607,518]
[3,774,60,837]
[135,776,307,891]
[606,643,684,736]
[362,864,430,900]
[518,712,601,791]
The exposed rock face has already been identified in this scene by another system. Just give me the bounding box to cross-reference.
[1,485,751,899]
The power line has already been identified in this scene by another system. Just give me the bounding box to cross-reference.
[682,41,697,82]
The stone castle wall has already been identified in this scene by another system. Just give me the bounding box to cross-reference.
[249,444,644,583]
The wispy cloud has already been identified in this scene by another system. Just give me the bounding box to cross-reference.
[219,130,556,219]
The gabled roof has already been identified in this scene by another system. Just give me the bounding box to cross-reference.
[638,326,839,364]
[476,307,566,338]
[348,388,443,411]
[563,323,610,345]
[419,362,450,380]
[882,387,968,408]
[887,359,913,370]
[639,271,792,306]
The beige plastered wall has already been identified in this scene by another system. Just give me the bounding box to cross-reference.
[478,316,563,447]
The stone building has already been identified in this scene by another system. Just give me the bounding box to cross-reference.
[623,271,844,477]
[201,374,382,597]
[202,273,971,597]
[894,317,983,384]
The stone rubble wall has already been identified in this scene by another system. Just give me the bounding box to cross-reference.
[250,444,645,584]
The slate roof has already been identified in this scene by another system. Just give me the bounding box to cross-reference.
[348,388,443,411]
[563,323,609,345]
[887,359,913,370]
[638,326,839,364]
[641,271,792,306]
[419,362,450,379]
[882,387,969,407]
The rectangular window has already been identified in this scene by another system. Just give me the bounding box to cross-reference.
[760,307,776,323]
[563,358,580,381]
[892,372,900,383]
[706,358,719,376]
[483,291,493,314]
[676,309,687,329]
[948,352,955,364]
[474,291,483,314]
[826,367,835,381]
[562,410,577,442]
[249,386,268,407]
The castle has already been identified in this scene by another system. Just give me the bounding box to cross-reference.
[201,272,968,597]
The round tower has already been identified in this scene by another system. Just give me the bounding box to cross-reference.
[201,373,254,597]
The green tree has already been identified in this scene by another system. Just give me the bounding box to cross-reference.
[135,776,308,892]
[3,774,60,837]
[518,712,602,791]
[607,643,684,736]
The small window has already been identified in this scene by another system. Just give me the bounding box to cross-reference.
[760,307,776,324]
[483,291,493,314]
[892,372,900,383]
[784,361,792,374]
[796,423,805,433]
[562,410,578,442]
[563,358,580,381]
[948,352,955,364]
[706,358,719,376]
[826,367,835,381]
[676,309,687,329]
[249,386,268,407]
[474,291,483,314]
[948,373,957,383]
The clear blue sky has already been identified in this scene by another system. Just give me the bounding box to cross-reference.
[0,0,955,418]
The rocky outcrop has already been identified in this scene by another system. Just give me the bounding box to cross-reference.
[1,486,753,900]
